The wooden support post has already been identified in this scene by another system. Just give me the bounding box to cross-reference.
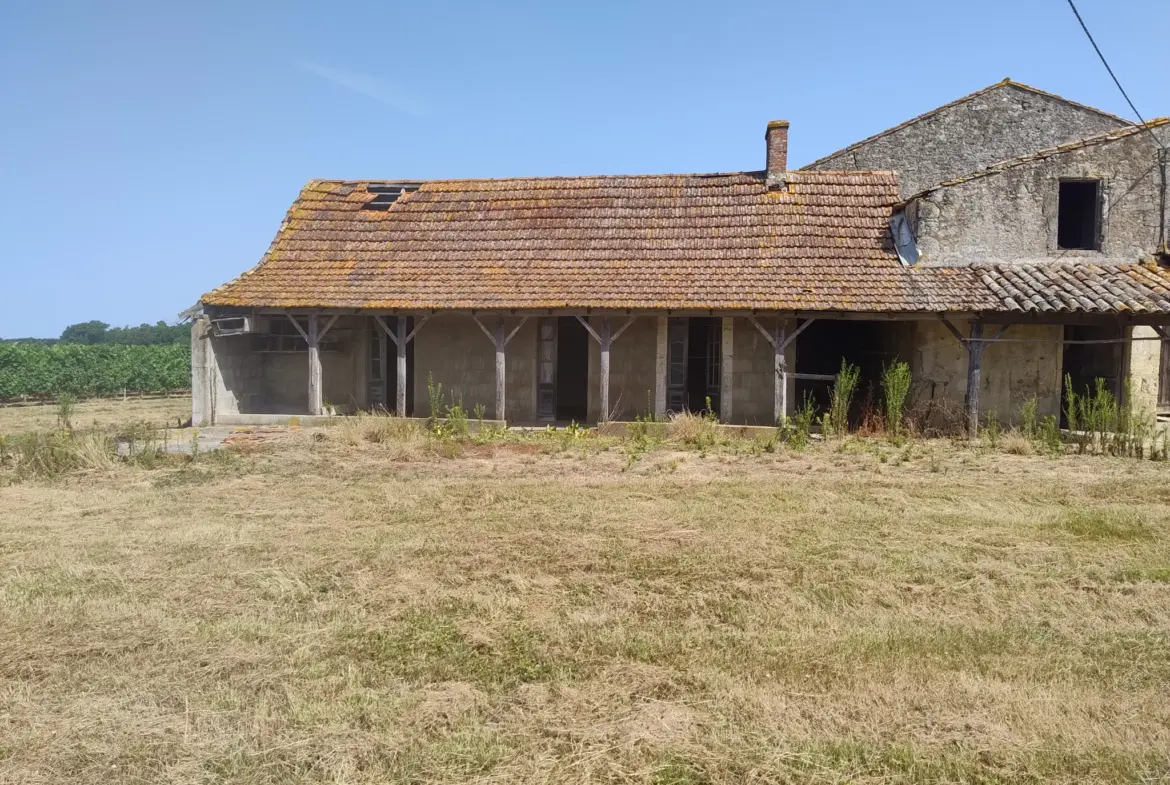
[599,318,612,422]
[774,320,787,426]
[720,317,734,422]
[494,317,507,422]
[307,314,322,415]
[654,316,667,417]
[965,322,984,439]
[396,316,408,417]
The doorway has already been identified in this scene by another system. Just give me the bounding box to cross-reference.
[1061,324,1123,425]
[666,317,721,417]
[794,320,899,427]
[369,317,415,414]
[537,317,590,422]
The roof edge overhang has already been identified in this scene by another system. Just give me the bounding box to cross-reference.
[199,304,1170,325]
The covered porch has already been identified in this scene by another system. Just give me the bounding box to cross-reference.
[191,307,1170,435]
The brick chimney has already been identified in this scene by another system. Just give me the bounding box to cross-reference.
[765,120,789,189]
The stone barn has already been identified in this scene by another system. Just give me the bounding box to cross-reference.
[192,82,1170,432]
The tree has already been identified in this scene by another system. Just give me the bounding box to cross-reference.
[59,321,110,345]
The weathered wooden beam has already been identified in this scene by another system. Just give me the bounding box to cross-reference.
[308,314,322,416]
[405,314,430,344]
[779,318,815,351]
[940,318,967,345]
[599,317,612,422]
[965,322,984,439]
[374,315,398,346]
[774,320,786,426]
[495,318,508,422]
[611,315,637,344]
[471,315,496,344]
[396,316,408,417]
[747,314,775,347]
[317,314,340,342]
[503,316,530,346]
[286,314,310,342]
[573,315,602,345]
[654,316,667,417]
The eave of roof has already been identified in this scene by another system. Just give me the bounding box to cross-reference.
[800,78,1134,171]
[900,117,1170,203]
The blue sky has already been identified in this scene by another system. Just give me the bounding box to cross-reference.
[1,0,1166,338]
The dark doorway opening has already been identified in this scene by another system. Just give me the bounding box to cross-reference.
[1061,324,1123,426]
[556,317,589,422]
[665,318,721,416]
[1057,180,1102,251]
[685,318,721,415]
[370,317,415,415]
[794,320,900,427]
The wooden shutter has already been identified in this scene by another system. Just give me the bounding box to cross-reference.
[666,318,688,413]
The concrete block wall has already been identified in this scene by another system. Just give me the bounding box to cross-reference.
[586,316,657,422]
[412,313,539,422]
[909,319,1063,420]
[191,315,366,424]
[730,317,795,425]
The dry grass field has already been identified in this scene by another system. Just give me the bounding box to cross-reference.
[0,395,190,433]
[2,406,1170,783]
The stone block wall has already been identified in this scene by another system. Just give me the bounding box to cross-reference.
[908,320,1063,421]
[803,82,1126,198]
[914,126,1169,267]
[1128,326,1163,417]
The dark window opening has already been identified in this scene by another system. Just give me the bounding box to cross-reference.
[252,318,340,353]
[1057,180,1102,251]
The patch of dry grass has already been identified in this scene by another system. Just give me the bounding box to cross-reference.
[0,396,190,434]
[1,431,1169,783]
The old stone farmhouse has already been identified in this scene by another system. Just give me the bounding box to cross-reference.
[192,79,1170,431]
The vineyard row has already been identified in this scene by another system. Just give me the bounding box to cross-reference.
[0,344,191,399]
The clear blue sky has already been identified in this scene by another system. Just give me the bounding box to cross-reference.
[2,0,1166,338]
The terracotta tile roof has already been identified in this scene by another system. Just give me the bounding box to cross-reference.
[906,118,1170,199]
[203,171,999,312]
[975,262,1170,314]
[201,172,1170,317]
[802,78,1132,171]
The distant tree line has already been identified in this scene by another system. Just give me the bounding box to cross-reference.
[1,320,189,346]
[0,320,191,399]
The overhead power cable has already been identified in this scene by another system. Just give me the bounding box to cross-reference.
[1063,0,1165,150]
